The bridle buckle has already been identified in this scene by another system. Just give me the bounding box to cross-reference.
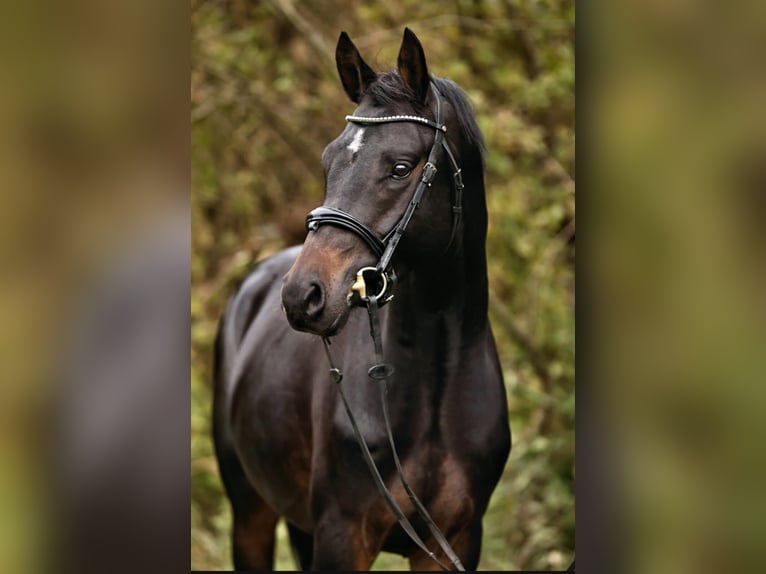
[421,161,438,185]
[454,168,464,191]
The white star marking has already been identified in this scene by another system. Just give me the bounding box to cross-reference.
[347,128,365,154]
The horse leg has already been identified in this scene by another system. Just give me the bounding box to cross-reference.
[286,522,314,570]
[408,521,483,571]
[216,443,279,570]
[311,513,377,571]
[230,496,280,571]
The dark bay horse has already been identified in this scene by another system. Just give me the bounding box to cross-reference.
[213,28,510,571]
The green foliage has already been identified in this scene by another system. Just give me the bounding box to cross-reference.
[192,1,574,570]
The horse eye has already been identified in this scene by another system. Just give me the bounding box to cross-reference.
[391,163,412,180]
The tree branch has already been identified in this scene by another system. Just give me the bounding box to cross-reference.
[488,287,552,392]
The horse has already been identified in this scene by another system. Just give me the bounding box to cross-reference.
[213,28,511,571]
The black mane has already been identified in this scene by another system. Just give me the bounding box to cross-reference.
[364,71,486,168]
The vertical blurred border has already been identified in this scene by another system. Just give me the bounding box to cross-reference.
[585,1,766,574]
[0,0,190,573]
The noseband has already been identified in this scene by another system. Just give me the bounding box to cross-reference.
[305,82,464,305]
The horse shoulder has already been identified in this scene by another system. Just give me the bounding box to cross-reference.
[442,329,510,485]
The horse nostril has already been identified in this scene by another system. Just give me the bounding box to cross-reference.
[305,282,325,317]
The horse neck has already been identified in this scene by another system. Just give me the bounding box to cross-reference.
[386,164,489,347]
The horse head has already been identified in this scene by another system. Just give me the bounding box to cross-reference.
[282,28,466,336]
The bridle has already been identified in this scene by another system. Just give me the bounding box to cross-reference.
[305,82,467,571]
[305,81,464,307]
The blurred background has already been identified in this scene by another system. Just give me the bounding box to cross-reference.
[191,1,575,571]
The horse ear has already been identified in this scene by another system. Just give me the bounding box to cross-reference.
[397,27,430,105]
[336,31,377,103]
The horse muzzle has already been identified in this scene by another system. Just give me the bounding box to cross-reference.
[281,234,372,336]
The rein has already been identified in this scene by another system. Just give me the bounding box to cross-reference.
[309,83,467,571]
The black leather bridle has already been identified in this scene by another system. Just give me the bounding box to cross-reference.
[305,81,464,306]
[308,83,467,571]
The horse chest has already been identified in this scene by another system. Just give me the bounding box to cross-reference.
[374,449,474,555]
[323,388,469,505]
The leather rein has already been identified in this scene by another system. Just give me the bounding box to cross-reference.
[305,83,466,571]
